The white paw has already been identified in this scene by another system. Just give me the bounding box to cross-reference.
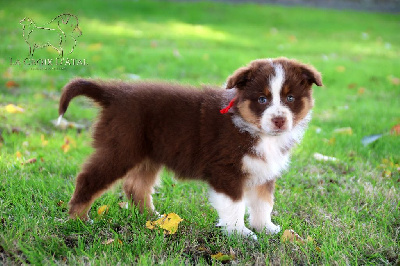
[265,222,281,234]
[222,225,258,241]
[241,227,258,241]
[153,210,162,218]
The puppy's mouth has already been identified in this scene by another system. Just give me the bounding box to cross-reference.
[266,129,286,136]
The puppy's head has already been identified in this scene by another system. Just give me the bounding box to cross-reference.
[226,58,322,136]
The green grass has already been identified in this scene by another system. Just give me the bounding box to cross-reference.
[1,0,399,264]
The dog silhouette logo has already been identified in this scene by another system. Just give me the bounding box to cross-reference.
[20,14,82,58]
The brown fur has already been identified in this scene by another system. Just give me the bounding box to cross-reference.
[237,100,260,128]
[60,58,322,220]
[256,180,276,205]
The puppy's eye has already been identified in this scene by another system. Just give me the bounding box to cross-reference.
[287,95,295,102]
[258,96,268,104]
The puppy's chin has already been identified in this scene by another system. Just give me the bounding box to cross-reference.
[266,130,286,136]
[262,129,287,137]
[261,124,292,136]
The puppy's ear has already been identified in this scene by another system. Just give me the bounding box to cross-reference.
[301,65,323,87]
[226,65,253,90]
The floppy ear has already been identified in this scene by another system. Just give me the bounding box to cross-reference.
[301,65,323,87]
[226,65,253,90]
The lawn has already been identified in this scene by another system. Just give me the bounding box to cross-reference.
[0,0,399,264]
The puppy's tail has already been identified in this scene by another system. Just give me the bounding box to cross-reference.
[58,78,113,120]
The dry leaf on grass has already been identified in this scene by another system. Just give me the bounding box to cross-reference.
[61,136,76,153]
[88,43,102,51]
[5,80,19,88]
[102,238,122,245]
[334,127,353,135]
[97,205,109,216]
[336,66,346,72]
[146,213,183,235]
[41,135,48,146]
[211,252,235,262]
[379,158,399,178]
[357,87,366,95]
[282,229,322,252]
[390,124,400,135]
[22,158,37,165]
[5,104,24,114]
[389,75,400,85]
[282,229,305,243]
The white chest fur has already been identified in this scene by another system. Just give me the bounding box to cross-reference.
[242,135,290,187]
[241,113,311,187]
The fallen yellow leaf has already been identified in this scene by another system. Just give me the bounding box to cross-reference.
[61,143,70,153]
[102,238,123,246]
[146,213,183,235]
[334,127,353,135]
[323,137,336,145]
[283,230,322,253]
[5,104,24,114]
[97,205,109,216]
[102,239,114,245]
[41,135,48,146]
[347,83,357,89]
[211,252,234,262]
[288,35,297,43]
[336,66,346,72]
[382,170,392,178]
[88,43,102,51]
[357,87,366,95]
[61,136,76,153]
[281,229,305,243]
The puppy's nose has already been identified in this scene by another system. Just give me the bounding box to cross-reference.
[272,116,286,129]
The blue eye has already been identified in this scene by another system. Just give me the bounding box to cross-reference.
[287,95,295,102]
[258,96,268,104]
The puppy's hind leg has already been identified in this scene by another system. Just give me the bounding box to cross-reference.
[68,150,133,221]
[123,159,161,215]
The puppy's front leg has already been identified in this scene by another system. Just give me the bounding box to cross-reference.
[246,180,281,234]
[209,189,257,240]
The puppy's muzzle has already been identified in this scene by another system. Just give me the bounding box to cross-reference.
[271,116,286,130]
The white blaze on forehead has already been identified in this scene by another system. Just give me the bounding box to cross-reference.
[269,63,285,106]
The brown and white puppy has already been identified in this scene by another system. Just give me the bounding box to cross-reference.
[58,57,322,240]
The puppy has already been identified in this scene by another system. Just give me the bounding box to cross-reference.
[59,57,322,240]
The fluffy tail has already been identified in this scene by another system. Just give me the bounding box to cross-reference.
[58,78,113,119]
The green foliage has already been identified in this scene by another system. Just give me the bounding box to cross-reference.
[0,0,399,264]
